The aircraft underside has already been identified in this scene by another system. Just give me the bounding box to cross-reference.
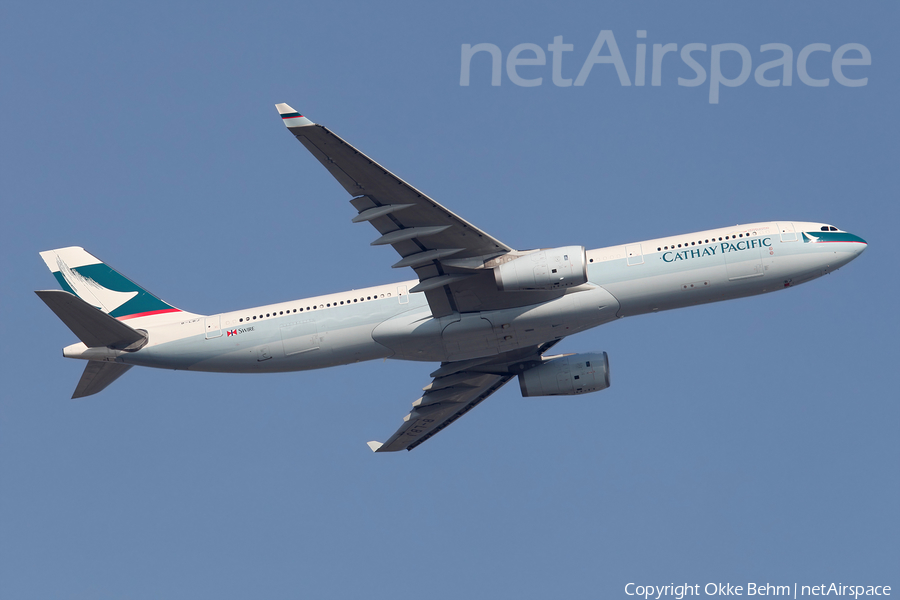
[35,103,867,452]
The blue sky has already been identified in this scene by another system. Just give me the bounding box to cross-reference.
[1,2,897,599]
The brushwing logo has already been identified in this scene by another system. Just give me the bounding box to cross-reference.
[803,232,821,243]
[56,257,138,313]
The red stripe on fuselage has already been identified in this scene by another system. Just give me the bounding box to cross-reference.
[117,308,182,320]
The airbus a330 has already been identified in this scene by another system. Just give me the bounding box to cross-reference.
[36,103,867,451]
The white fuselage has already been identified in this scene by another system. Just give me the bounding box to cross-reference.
[63,221,866,373]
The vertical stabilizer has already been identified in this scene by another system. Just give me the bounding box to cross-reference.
[39,247,181,320]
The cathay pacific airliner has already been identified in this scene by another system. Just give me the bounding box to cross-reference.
[36,103,867,451]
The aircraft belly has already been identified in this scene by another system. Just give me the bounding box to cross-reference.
[480,285,620,355]
[324,323,395,365]
[127,320,393,373]
[606,265,728,316]
[124,334,211,370]
[372,285,620,363]
[371,308,448,362]
[441,315,497,361]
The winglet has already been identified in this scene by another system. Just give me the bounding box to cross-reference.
[275,103,314,127]
[366,441,384,453]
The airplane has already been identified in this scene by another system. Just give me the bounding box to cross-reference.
[35,102,868,452]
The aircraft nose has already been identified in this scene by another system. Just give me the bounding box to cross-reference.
[823,232,866,271]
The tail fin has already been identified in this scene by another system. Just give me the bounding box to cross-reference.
[39,247,181,320]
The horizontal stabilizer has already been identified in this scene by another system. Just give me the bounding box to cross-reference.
[36,290,147,349]
[72,361,132,399]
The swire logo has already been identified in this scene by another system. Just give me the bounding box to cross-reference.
[225,327,254,337]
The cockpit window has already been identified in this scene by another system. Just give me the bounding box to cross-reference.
[821,226,829,231]
[830,226,838,231]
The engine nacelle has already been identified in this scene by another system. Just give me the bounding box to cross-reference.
[494,246,588,291]
[518,352,610,397]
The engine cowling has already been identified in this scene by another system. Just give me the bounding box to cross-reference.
[518,352,610,397]
[494,246,588,291]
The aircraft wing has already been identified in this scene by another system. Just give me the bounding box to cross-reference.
[277,103,570,317]
[368,341,560,452]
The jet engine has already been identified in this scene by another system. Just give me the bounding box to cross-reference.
[494,246,588,291]
[518,352,610,397]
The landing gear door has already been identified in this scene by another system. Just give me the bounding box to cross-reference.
[778,222,798,242]
[204,315,222,339]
